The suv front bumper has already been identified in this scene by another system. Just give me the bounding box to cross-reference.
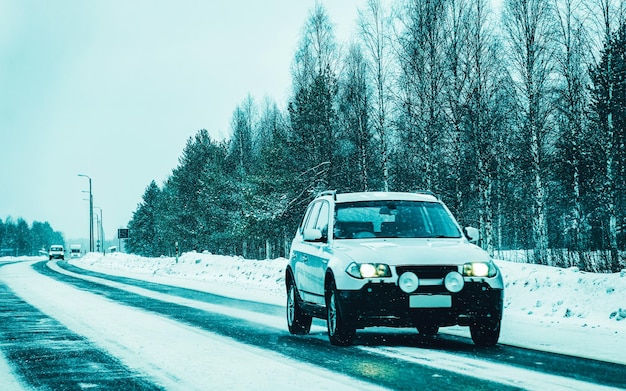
[337,282,503,328]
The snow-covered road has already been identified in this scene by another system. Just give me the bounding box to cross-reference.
[0,260,385,390]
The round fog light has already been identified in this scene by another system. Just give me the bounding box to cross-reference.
[399,272,419,293]
[444,272,464,293]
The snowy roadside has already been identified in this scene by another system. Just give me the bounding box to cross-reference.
[66,251,626,365]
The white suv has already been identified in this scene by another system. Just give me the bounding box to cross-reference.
[286,191,504,346]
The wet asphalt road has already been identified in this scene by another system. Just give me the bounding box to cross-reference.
[1,260,625,390]
[0,262,162,390]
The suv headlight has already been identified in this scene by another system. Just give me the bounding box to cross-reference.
[346,262,391,279]
[463,262,497,277]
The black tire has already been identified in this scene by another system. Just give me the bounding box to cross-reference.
[326,282,356,346]
[286,279,312,335]
[417,323,439,337]
[470,317,501,347]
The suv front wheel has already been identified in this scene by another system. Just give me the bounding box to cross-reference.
[286,277,312,335]
[327,281,356,346]
[469,317,501,347]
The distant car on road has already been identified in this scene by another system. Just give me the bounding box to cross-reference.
[286,191,504,347]
[49,245,65,260]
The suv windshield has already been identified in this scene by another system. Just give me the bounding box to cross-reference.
[333,200,461,239]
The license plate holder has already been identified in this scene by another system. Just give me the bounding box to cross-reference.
[409,295,452,308]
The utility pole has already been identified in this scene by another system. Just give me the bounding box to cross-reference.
[78,174,94,252]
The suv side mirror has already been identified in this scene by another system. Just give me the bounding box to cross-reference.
[303,228,324,242]
[464,227,480,243]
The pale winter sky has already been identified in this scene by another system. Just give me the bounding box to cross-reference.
[0,0,367,241]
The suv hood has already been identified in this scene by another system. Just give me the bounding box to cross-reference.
[332,239,490,266]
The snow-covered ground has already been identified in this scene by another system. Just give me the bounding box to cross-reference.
[68,251,626,365]
[1,252,625,390]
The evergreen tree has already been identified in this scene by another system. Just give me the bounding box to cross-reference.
[0,218,63,256]
[31,221,59,254]
[195,139,238,254]
[127,181,166,256]
[247,103,298,258]
[288,66,338,191]
[15,218,31,256]
[167,129,221,251]
[590,21,626,269]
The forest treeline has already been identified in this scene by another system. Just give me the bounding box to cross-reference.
[127,0,626,272]
[0,217,64,257]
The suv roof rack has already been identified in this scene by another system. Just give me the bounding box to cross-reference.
[318,190,337,200]
[413,190,438,199]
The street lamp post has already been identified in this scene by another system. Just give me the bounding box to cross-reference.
[94,206,104,255]
[78,174,93,252]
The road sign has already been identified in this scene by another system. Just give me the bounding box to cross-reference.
[117,228,129,239]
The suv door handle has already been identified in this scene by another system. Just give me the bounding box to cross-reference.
[302,255,309,263]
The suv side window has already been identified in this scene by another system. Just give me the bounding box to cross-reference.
[315,201,330,239]
[302,202,322,233]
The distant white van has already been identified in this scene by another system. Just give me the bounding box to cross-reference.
[49,245,65,260]
[70,244,81,258]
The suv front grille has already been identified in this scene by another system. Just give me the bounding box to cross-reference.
[395,265,458,279]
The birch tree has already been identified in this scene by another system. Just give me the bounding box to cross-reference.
[229,95,256,177]
[461,0,511,255]
[358,0,392,191]
[502,0,558,264]
[394,0,448,193]
[291,3,339,94]
[552,0,593,255]
[441,0,472,218]
[337,43,372,191]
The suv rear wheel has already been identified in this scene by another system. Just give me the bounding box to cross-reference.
[327,281,356,346]
[286,277,312,335]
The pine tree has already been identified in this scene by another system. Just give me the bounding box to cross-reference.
[15,218,30,256]
[167,129,224,252]
[590,20,626,270]
[288,66,338,191]
[127,181,165,257]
